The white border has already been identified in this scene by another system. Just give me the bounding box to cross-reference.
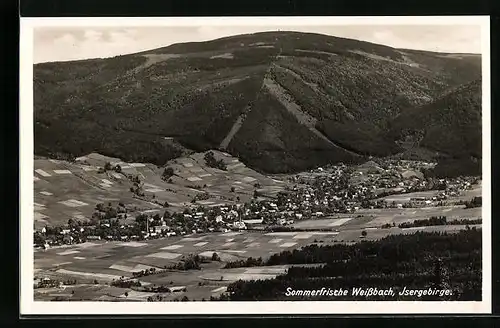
[21,16,488,26]
[20,16,491,315]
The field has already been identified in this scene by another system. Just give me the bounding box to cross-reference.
[33,151,288,229]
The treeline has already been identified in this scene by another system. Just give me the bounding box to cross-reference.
[398,216,481,229]
[111,279,141,288]
[215,229,481,301]
[422,157,481,179]
[464,196,482,208]
[224,256,264,269]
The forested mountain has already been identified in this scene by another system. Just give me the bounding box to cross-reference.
[34,31,482,175]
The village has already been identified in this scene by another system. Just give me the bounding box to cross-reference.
[33,158,481,249]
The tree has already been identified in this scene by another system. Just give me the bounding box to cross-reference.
[204,151,216,166]
[104,162,113,171]
[124,292,129,297]
[361,230,367,237]
[34,232,46,246]
[211,252,220,261]
[204,151,227,170]
[114,164,122,173]
[230,187,235,193]
[162,167,174,180]
[253,190,260,199]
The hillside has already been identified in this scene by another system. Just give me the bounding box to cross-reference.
[33,151,288,228]
[34,31,482,174]
[387,79,482,177]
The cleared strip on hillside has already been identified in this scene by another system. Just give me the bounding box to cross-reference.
[219,109,249,149]
[272,63,331,100]
[263,77,361,157]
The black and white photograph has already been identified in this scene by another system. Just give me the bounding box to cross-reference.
[20,16,491,315]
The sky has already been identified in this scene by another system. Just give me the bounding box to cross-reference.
[33,24,482,64]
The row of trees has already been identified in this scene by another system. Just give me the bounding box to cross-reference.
[398,216,481,229]
[204,151,227,171]
[98,162,123,174]
[110,279,141,288]
[224,256,264,269]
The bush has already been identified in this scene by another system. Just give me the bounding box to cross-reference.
[162,167,174,180]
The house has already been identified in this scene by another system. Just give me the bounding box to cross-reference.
[228,210,239,219]
[154,226,166,234]
[61,229,71,235]
[243,218,263,225]
[87,235,101,240]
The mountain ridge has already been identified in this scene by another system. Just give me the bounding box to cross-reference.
[34,31,482,176]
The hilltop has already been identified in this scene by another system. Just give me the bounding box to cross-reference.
[34,31,482,175]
